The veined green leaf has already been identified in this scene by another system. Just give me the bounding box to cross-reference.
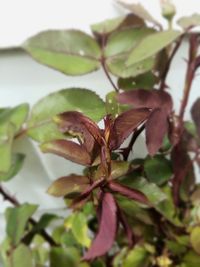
[23,30,101,75]
[126,30,181,66]
[28,88,105,142]
[6,203,38,245]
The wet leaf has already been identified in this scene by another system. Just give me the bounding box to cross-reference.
[144,155,173,185]
[47,175,89,197]
[84,193,117,260]
[28,88,105,142]
[178,14,200,29]
[6,203,38,245]
[23,30,101,75]
[41,139,92,166]
[126,30,181,66]
[118,72,157,91]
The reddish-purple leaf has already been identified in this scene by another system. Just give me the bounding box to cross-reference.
[117,207,134,247]
[171,143,191,205]
[118,89,173,114]
[47,174,89,197]
[108,181,149,205]
[40,139,91,166]
[146,108,168,156]
[54,111,102,151]
[191,98,200,137]
[109,108,150,149]
[70,177,105,208]
[84,192,117,261]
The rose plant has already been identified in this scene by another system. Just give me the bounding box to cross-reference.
[1,1,200,266]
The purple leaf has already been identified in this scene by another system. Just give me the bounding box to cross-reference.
[47,174,89,197]
[83,192,117,261]
[191,98,200,137]
[146,108,168,156]
[118,89,173,114]
[108,181,149,205]
[171,143,191,205]
[109,108,150,149]
[54,111,102,151]
[40,139,91,166]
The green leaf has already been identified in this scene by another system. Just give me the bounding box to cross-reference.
[0,153,25,182]
[178,14,200,29]
[50,247,80,267]
[117,0,161,27]
[47,175,89,197]
[124,246,149,267]
[91,16,127,35]
[31,235,49,266]
[120,176,167,205]
[190,227,200,255]
[9,244,33,267]
[106,55,155,78]
[118,72,157,91]
[23,30,101,75]
[184,121,198,138]
[28,88,105,142]
[0,104,29,173]
[144,155,173,185]
[126,30,181,66]
[183,251,200,267]
[0,123,15,173]
[65,212,91,248]
[0,104,29,134]
[105,28,155,58]
[105,27,156,78]
[106,91,128,117]
[6,203,38,245]
[91,14,144,35]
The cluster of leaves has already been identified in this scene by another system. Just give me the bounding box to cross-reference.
[1,0,200,266]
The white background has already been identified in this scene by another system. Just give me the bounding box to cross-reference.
[0,0,200,246]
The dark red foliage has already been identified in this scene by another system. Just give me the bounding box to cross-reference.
[41,139,91,166]
[109,108,150,150]
[118,89,173,155]
[108,181,149,205]
[146,108,168,156]
[83,192,117,261]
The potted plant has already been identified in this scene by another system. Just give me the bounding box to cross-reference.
[1,1,200,266]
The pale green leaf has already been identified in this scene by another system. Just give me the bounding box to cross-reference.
[126,30,181,66]
[23,30,101,75]
[6,203,38,245]
[65,212,91,248]
[178,14,200,29]
[124,246,149,267]
[190,227,200,255]
[9,244,33,267]
[0,153,25,182]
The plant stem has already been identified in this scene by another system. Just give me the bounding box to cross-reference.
[102,61,119,92]
[159,34,185,91]
[0,184,57,246]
